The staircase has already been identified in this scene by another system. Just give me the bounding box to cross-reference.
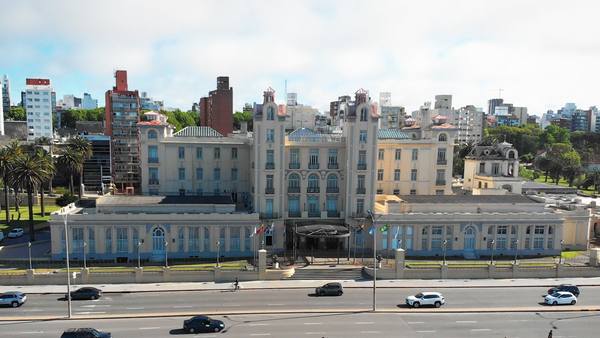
[288,266,364,280]
[463,251,479,260]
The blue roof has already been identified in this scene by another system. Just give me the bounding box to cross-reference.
[174,126,222,138]
[378,129,410,140]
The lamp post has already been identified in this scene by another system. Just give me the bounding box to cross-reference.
[490,240,495,265]
[216,241,221,267]
[28,242,32,270]
[559,239,564,264]
[513,239,519,264]
[367,210,377,312]
[443,240,448,265]
[137,242,141,268]
[62,213,72,318]
[164,241,168,268]
[83,242,87,269]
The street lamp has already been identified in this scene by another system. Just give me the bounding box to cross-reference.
[559,239,564,264]
[28,242,32,270]
[443,240,448,265]
[490,240,495,265]
[164,241,168,268]
[137,242,141,268]
[62,213,72,318]
[83,242,87,269]
[216,241,221,267]
[513,239,519,264]
[367,210,377,312]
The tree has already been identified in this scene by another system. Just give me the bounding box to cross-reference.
[11,153,49,242]
[533,155,551,182]
[58,147,84,195]
[6,107,26,121]
[67,136,92,198]
[538,125,570,149]
[547,143,576,185]
[561,151,583,187]
[233,111,253,131]
[0,147,14,226]
[35,148,55,216]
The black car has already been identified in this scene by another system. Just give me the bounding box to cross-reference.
[183,316,225,333]
[66,287,102,300]
[315,282,344,296]
[548,284,580,297]
[60,328,111,338]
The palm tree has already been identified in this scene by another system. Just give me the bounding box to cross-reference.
[35,148,55,217]
[11,153,49,242]
[0,147,14,226]
[58,147,84,194]
[68,136,92,198]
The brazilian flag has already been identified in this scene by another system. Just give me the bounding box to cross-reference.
[379,224,389,232]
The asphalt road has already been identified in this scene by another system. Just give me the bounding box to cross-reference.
[1,312,598,337]
[2,286,600,319]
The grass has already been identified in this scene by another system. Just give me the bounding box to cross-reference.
[0,204,61,232]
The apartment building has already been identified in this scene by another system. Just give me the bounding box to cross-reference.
[24,78,55,141]
[199,76,233,136]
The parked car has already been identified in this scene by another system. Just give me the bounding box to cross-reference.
[67,287,102,300]
[183,316,225,333]
[548,284,580,297]
[406,292,445,308]
[315,282,344,296]
[0,231,4,242]
[7,228,24,238]
[544,291,577,305]
[0,291,27,307]
[60,328,112,338]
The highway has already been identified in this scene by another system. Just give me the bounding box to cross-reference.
[1,286,600,319]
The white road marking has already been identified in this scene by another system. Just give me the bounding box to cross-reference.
[250,334,271,336]
[356,322,375,324]
[139,327,161,330]
[24,309,44,312]
[173,305,193,308]
[19,332,45,334]
[304,323,322,325]
[249,324,269,326]
[407,322,425,324]
[74,311,106,315]
[416,331,436,333]
[267,303,285,306]
[471,329,491,331]
[305,332,325,335]
[126,307,145,310]
[456,321,477,323]
[314,303,332,305]
[81,305,111,308]
[361,331,381,334]
[223,304,241,307]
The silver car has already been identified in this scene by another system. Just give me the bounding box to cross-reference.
[0,292,27,307]
[406,292,445,308]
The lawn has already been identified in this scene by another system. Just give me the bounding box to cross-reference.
[0,204,61,232]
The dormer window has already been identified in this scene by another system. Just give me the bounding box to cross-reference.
[267,106,274,120]
[148,130,157,139]
[360,107,368,121]
[438,134,447,142]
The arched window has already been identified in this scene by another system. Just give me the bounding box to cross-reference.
[508,150,516,159]
[549,226,554,235]
[245,227,252,252]
[360,107,368,121]
[203,227,210,252]
[478,182,482,189]
[465,227,475,235]
[526,226,531,234]
[289,174,300,188]
[511,226,517,234]
[105,228,112,253]
[267,106,274,120]
[148,130,157,139]
[422,228,428,235]
[308,174,319,189]
[488,226,494,235]
[88,228,95,254]
[61,229,66,253]
[327,174,338,188]
[219,227,226,251]
[438,134,447,142]
[446,226,452,235]
[132,228,139,253]
[177,228,184,252]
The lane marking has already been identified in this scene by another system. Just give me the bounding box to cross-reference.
[19,332,45,334]
[416,330,436,333]
[304,323,322,325]
[139,327,161,330]
[472,329,491,331]
[24,310,44,312]
[126,307,145,310]
[250,334,271,336]
[74,311,106,315]
[305,332,325,335]
[314,303,332,305]
[267,304,285,306]
[456,321,477,323]
[356,322,375,324]
[249,324,269,326]
[173,306,193,308]
[80,305,111,308]
[223,304,241,307]
[407,322,425,324]
[361,331,381,334]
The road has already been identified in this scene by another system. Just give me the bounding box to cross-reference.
[1,312,598,337]
[2,286,600,319]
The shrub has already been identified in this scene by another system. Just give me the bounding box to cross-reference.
[56,193,78,207]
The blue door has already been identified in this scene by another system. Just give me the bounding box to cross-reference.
[152,227,165,255]
[464,227,476,251]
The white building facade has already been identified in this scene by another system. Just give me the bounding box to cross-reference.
[24,78,54,141]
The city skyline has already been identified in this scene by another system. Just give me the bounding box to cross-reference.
[1,1,598,115]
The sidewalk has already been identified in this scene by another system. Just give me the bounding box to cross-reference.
[11,276,600,295]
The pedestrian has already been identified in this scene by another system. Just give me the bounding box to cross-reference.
[548,329,553,338]
[234,277,239,290]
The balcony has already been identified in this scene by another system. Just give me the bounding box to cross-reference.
[357,163,367,170]
[265,188,275,194]
[260,212,278,220]
[351,212,366,219]
[287,187,300,194]
[289,163,300,169]
[148,158,159,163]
[326,187,339,193]
[437,159,447,165]
[356,188,366,194]
[288,211,301,217]
[308,163,319,169]
[328,163,339,169]
[307,187,320,193]
[327,211,341,217]
[148,179,159,185]
[436,180,446,186]
[265,163,275,170]
[308,211,320,217]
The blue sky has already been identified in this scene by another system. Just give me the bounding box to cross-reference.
[1,0,599,116]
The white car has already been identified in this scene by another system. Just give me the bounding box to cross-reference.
[545,291,577,306]
[406,292,445,308]
[7,228,24,238]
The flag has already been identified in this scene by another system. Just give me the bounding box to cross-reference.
[394,226,399,239]
[369,226,374,235]
[258,225,264,233]
[266,225,274,235]
[283,226,286,236]
[380,224,389,232]
[250,227,256,237]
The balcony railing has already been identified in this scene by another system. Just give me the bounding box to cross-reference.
[436,180,446,186]
[288,211,301,217]
[327,211,341,217]
[437,159,447,165]
[265,163,275,170]
[289,163,300,169]
[351,212,366,219]
[265,188,275,194]
[307,187,320,193]
[259,212,278,220]
[148,158,159,163]
[308,211,320,217]
[308,163,319,169]
[328,163,339,169]
[357,163,367,170]
[326,187,339,193]
[148,179,159,185]
[356,188,366,194]
[287,187,300,193]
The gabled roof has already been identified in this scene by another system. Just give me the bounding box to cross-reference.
[138,120,172,127]
[378,129,410,140]
[288,128,338,142]
[173,126,222,138]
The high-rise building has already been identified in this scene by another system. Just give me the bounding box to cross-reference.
[199,76,233,136]
[105,70,141,194]
[285,93,318,131]
[377,92,405,130]
[488,98,503,116]
[82,93,98,110]
[24,79,55,141]
[2,75,10,116]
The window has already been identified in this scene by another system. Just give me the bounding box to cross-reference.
[308,196,319,214]
[231,168,238,181]
[232,147,238,160]
[308,174,319,189]
[358,150,366,164]
[534,237,544,249]
[148,130,157,139]
[214,147,221,159]
[410,189,416,195]
[214,168,221,181]
[357,175,365,189]
[492,163,500,175]
[378,149,384,160]
[219,228,226,251]
[178,168,185,180]
[360,107,368,121]
[309,149,318,167]
[290,149,299,165]
[497,226,507,235]
[105,229,112,253]
[178,146,185,159]
[148,146,158,161]
[437,148,446,161]
[327,196,338,212]
[230,227,241,251]
[203,227,210,252]
[394,169,400,181]
[479,162,485,173]
[377,169,384,181]
[357,199,364,214]
[359,130,367,143]
[266,175,274,189]
[436,169,445,183]
[395,149,402,160]
[288,196,300,213]
[267,106,274,120]
[411,169,417,181]
[289,174,300,188]
[196,168,203,180]
[196,147,203,159]
[189,227,200,251]
[431,226,443,235]
[412,149,418,160]
[267,129,274,142]
[88,228,95,254]
[177,228,184,252]
[72,228,84,253]
[267,150,274,166]
[439,134,447,142]
[327,175,338,188]
[535,226,545,234]
[116,228,128,252]
[328,149,338,167]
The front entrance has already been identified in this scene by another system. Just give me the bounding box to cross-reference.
[464,226,476,251]
[152,227,165,255]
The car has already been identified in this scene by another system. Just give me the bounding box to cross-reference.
[545,291,577,306]
[66,287,102,300]
[315,282,344,296]
[183,316,225,333]
[0,291,27,307]
[60,328,112,338]
[548,284,580,297]
[406,292,445,308]
[7,228,24,238]
[0,231,4,242]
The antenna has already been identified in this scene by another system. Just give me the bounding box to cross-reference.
[497,88,503,99]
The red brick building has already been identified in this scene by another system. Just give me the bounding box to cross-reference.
[199,76,233,136]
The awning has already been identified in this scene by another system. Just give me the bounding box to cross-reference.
[294,224,350,238]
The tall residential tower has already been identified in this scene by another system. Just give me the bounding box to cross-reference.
[199,76,233,136]
[24,78,55,141]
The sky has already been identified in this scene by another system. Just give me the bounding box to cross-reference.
[1,0,599,116]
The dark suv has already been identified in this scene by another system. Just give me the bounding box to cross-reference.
[315,282,344,296]
[548,284,580,297]
[60,328,111,338]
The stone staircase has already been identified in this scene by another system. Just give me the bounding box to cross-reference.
[463,251,479,260]
[288,266,365,280]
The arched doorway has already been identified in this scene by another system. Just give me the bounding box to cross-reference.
[152,227,165,255]
[464,226,476,251]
